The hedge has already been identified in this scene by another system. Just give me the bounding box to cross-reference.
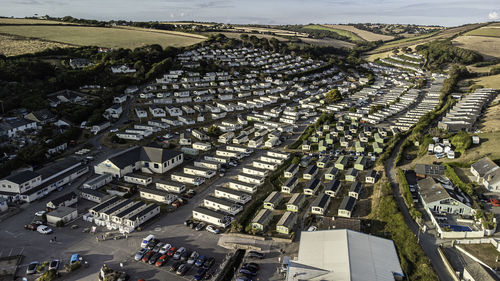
[443,164,473,195]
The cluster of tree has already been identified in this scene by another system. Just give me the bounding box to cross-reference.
[281,25,354,42]
[416,40,482,70]
[324,89,342,104]
[352,23,441,36]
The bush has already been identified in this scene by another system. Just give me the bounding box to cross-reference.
[450,131,471,154]
[65,261,81,272]
[55,220,65,227]
[38,269,58,281]
[444,164,473,195]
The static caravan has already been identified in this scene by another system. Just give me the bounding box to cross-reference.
[216,149,242,159]
[304,178,321,196]
[251,209,273,232]
[281,177,299,193]
[155,180,186,194]
[345,168,359,182]
[286,193,306,212]
[192,206,234,228]
[311,193,331,215]
[218,132,235,144]
[338,196,356,218]
[192,142,212,151]
[233,134,249,144]
[225,145,253,154]
[276,212,297,235]
[238,173,265,185]
[139,188,178,204]
[348,181,363,199]
[203,195,243,215]
[303,165,319,180]
[83,174,112,190]
[248,136,264,148]
[252,160,278,171]
[171,173,205,186]
[214,186,251,204]
[263,191,283,210]
[204,155,229,164]
[124,174,152,186]
[227,180,258,194]
[284,164,299,178]
[317,156,329,169]
[335,156,348,170]
[266,151,289,160]
[365,170,377,184]
[324,178,341,196]
[193,160,220,171]
[265,137,280,148]
[260,155,284,165]
[242,166,269,177]
[183,165,216,179]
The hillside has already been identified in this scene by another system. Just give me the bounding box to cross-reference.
[322,24,394,42]
[452,23,500,60]
[0,22,206,56]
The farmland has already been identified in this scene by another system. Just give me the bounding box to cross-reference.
[464,26,500,37]
[0,18,75,25]
[303,24,365,42]
[467,73,500,90]
[366,23,486,55]
[452,35,500,60]
[322,24,394,42]
[227,26,309,38]
[299,37,355,48]
[0,25,206,50]
[0,34,72,56]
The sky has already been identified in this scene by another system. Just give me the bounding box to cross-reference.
[1,0,499,26]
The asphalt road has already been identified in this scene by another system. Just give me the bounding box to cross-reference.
[385,141,454,281]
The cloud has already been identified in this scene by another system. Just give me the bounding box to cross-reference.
[180,12,185,17]
[489,11,499,19]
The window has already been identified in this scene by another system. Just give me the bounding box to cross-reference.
[154,163,159,169]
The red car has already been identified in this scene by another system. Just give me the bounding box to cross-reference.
[167,247,177,257]
[142,250,154,263]
[490,198,500,207]
[155,254,169,267]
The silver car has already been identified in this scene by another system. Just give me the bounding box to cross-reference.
[173,247,185,260]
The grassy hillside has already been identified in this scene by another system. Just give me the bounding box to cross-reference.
[303,24,365,42]
[465,26,500,37]
[0,18,75,25]
[0,34,72,56]
[0,24,206,53]
[322,24,394,42]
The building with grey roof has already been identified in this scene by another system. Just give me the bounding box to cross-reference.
[418,177,474,216]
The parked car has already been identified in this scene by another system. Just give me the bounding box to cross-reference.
[194,268,206,280]
[236,275,254,281]
[135,248,148,261]
[307,226,317,232]
[35,210,46,217]
[206,225,220,234]
[202,257,215,269]
[49,260,60,271]
[184,220,193,227]
[247,251,264,259]
[148,252,163,265]
[159,243,172,255]
[169,261,183,272]
[187,251,199,265]
[195,222,206,231]
[153,242,165,253]
[155,255,168,267]
[242,263,259,271]
[70,254,81,265]
[240,268,257,276]
[190,222,198,229]
[146,239,160,250]
[167,247,177,257]
[24,223,37,231]
[173,247,186,260]
[180,250,191,261]
[176,264,190,276]
[195,255,206,267]
[142,250,155,263]
[109,128,118,133]
[26,261,38,274]
[491,198,500,207]
[241,264,259,274]
[37,225,53,234]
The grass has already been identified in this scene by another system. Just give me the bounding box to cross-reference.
[452,35,500,60]
[0,18,75,25]
[0,34,71,56]
[477,95,500,132]
[465,27,500,38]
[467,74,500,89]
[303,24,365,42]
[0,25,206,50]
[321,24,394,42]
[467,63,500,73]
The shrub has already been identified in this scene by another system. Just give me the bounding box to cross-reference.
[38,269,58,281]
[55,220,65,227]
[444,164,473,195]
[450,131,471,154]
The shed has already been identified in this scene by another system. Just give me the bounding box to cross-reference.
[46,206,78,225]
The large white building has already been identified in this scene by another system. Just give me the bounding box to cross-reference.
[94,144,183,178]
[286,229,404,281]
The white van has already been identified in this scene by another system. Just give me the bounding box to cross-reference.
[141,234,155,248]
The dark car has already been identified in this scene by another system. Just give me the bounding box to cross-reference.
[247,251,264,259]
[49,260,60,271]
[176,264,190,276]
[242,263,259,271]
[180,250,191,261]
[204,268,216,280]
[26,261,38,275]
[240,268,257,276]
[169,261,183,272]
[147,239,160,250]
[195,255,206,267]
[148,252,163,265]
[202,257,215,269]
[195,222,205,231]
[142,250,155,263]
[194,268,206,281]
[184,220,193,227]
[190,222,198,229]
[241,264,258,274]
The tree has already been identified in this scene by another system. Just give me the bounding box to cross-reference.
[206,125,222,138]
[324,88,342,104]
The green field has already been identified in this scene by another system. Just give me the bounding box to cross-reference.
[0,25,206,50]
[303,24,365,42]
[465,27,500,38]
